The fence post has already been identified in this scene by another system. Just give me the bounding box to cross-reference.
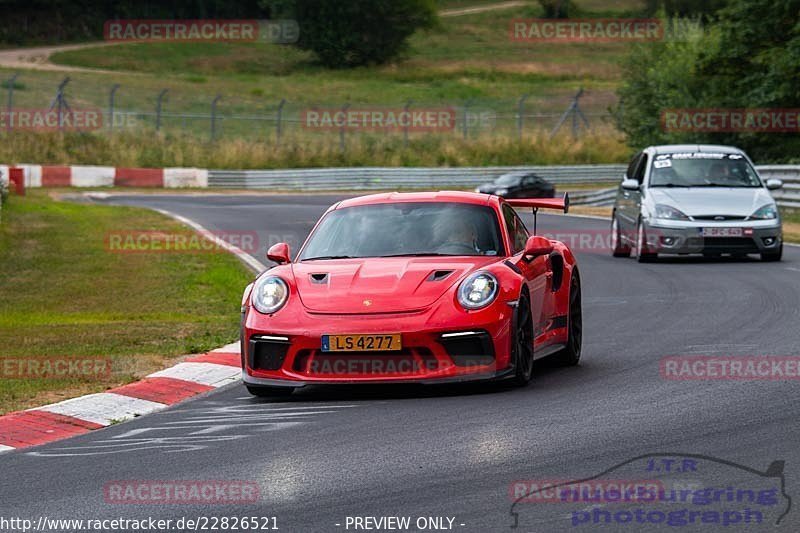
[276,99,286,145]
[462,99,473,140]
[210,94,222,141]
[6,73,19,132]
[517,94,530,140]
[108,84,120,132]
[339,103,350,153]
[550,87,589,139]
[403,100,414,148]
[48,77,71,131]
[156,89,168,131]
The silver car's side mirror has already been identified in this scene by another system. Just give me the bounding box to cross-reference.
[621,179,640,191]
[765,178,783,190]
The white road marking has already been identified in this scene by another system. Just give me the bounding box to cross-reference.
[684,344,759,354]
[211,341,240,353]
[440,1,525,17]
[27,403,362,456]
[152,207,267,273]
[148,362,240,387]
[0,444,15,453]
[34,393,167,427]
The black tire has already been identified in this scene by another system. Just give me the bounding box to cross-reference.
[509,293,535,387]
[246,385,295,397]
[635,219,657,263]
[611,214,631,258]
[762,243,783,262]
[551,270,582,366]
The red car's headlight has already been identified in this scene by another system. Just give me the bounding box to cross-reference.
[458,272,499,310]
[252,276,289,314]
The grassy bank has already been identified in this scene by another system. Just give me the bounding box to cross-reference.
[0,127,630,168]
[0,0,644,167]
[0,191,252,413]
[782,209,800,243]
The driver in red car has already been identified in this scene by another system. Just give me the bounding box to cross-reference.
[435,219,479,255]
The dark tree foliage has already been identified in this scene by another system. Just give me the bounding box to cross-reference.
[537,0,574,18]
[644,0,729,20]
[0,0,267,44]
[616,0,800,162]
[266,0,437,68]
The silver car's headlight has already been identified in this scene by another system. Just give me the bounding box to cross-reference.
[458,272,498,310]
[750,204,778,220]
[654,204,690,221]
[495,188,509,196]
[252,276,289,314]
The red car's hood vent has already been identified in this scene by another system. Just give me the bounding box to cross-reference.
[292,257,496,314]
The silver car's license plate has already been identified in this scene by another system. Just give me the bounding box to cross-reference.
[702,227,743,237]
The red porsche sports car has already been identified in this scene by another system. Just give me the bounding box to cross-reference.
[240,191,582,396]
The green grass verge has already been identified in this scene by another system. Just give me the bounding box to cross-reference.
[0,128,631,168]
[0,191,252,414]
[781,208,800,244]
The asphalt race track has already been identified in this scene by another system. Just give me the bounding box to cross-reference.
[2,194,799,532]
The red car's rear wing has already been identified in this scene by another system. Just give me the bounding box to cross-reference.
[506,193,570,214]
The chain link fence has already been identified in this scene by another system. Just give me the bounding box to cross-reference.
[1,74,617,147]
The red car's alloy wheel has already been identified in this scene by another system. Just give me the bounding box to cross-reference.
[510,294,534,386]
[552,270,582,366]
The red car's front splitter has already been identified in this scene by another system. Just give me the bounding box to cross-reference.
[241,302,515,387]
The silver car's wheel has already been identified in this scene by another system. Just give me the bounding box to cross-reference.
[636,220,657,263]
[762,243,783,262]
[611,215,631,258]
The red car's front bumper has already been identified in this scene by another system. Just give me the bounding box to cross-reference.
[241,299,515,387]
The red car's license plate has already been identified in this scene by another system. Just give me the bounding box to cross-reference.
[321,334,401,352]
[702,227,743,237]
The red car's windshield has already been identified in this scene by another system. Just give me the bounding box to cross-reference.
[300,202,505,260]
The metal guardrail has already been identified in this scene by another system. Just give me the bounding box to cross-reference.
[208,165,627,190]
[569,188,617,206]
[209,164,800,209]
[757,166,800,209]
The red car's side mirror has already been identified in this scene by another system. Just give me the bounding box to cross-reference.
[267,242,291,265]
[523,235,554,259]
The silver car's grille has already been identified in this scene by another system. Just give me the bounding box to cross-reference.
[692,215,747,221]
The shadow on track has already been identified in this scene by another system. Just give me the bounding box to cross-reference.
[244,356,582,403]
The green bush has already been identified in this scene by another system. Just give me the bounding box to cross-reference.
[643,0,728,19]
[615,0,800,163]
[537,0,574,18]
[272,0,437,68]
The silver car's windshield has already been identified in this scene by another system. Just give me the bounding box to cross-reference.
[649,153,761,188]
